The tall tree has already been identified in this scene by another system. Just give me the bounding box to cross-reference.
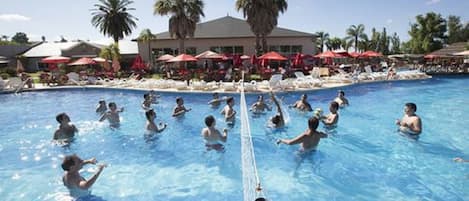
[357,34,371,52]
[447,15,463,44]
[11,32,29,44]
[341,38,352,51]
[369,28,380,51]
[406,12,446,54]
[378,27,389,55]
[326,37,342,51]
[390,32,401,54]
[315,31,329,53]
[154,0,204,54]
[1,35,8,41]
[91,0,138,44]
[138,29,156,65]
[345,24,366,52]
[236,0,287,54]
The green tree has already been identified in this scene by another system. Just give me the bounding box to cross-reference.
[390,32,401,54]
[315,31,329,53]
[345,24,366,52]
[447,15,463,44]
[11,32,29,44]
[357,34,371,52]
[369,28,380,51]
[236,0,287,54]
[1,35,8,41]
[378,27,389,55]
[154,0,205,54]
[407,12,446,54]
[341,38,353,51]
[91,0,138,44]
[138,29,156,66]
[326,37,342,51]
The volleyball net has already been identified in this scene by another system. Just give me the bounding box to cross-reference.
[239,74,265,201]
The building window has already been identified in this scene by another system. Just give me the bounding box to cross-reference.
[269,45,280,52]
[185,47,196,55]
[234,46,244,54]
[221,46,234,54]
[280,45,291,54]
[291,45,302,53]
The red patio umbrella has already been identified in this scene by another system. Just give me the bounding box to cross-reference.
[293,53,304,67]
[360,51,383,58]
[41,56,71,64]
[258,51,288,60]
[156,54,175,61]
[349,52,361,58]
[195,50,224,59]
[131,55,146,71]
[68,57,96,66]
[167,54,198,62]
[314,51,344,58]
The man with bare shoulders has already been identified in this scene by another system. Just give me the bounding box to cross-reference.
[396,102,422,135]
[172,97,191,117]
[269,92,284,128]
[99,102,124,128]
[321,101,339,127]
[201,115,228,151]
[250,95,272,113]
[291,93,313,112]
[208,92,225,107]
[333,90,349,107]
[61,154,106,197]
[277,117,327,152]
[221,97,236,123]
[53,113,78,143]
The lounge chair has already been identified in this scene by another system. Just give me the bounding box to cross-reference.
[269,74,283,90]
[293,71,322,88]
[66,72,82,85]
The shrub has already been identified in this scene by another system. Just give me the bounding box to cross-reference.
[0,73,9,79]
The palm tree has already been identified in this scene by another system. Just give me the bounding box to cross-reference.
[236,0,287,54]
[326,37,342,51]
[154,0,205,54]
[345,24,366,52]
[138,29,156,66]
[91,0,138,44]
[316,31,329,53]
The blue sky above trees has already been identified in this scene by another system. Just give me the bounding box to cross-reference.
[1,0,467,43]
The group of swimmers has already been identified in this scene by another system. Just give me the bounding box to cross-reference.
[55,89,427,196]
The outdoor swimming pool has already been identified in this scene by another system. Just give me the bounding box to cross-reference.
[0,76,467,201]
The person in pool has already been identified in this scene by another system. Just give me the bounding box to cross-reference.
[95,100,107,114]
[276,117,327,152]
[201,115,228,151]
[250,95,272,114]
[333,90,349,107]
[61,154,106,197]
[291,93,313,112]
[145,109,167,133]
[221,97,236,123]
[142,93,155,111]
[172,97,191,117]
[269,91,284,128]
[99,102,124,128]
[53,113,78,143]
[321,101,339,127]
[208,92,226,107]
[395,102,422,135]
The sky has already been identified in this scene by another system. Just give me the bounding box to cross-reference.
[1,0,468,44]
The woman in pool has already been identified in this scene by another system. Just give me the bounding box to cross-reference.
[53,113,78,144]
[221,97,236,124]
[201,115,228,151]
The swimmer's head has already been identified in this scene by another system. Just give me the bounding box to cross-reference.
[271,114,281,125]
[56,113,70,123]
[301,94,308,101]
[143,93,150,99]
[257,95,264,102]
[108,102,117,109]
[61,154,82,171]
[405,102,417,113]
[227,97,234,105]
[308,117,320,130]
[176,97,184,105]
[213,92,219,98]
[205,115,215,127]
[145,109,156,121]
[98,100,105,105]
[338,90,345,97]
[330,101,339,112]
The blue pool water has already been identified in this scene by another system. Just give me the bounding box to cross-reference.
[0,76,468,201]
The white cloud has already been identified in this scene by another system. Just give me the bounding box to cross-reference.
[426,0,441,5]
[0,14,31,22]
[386,19,393,24]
